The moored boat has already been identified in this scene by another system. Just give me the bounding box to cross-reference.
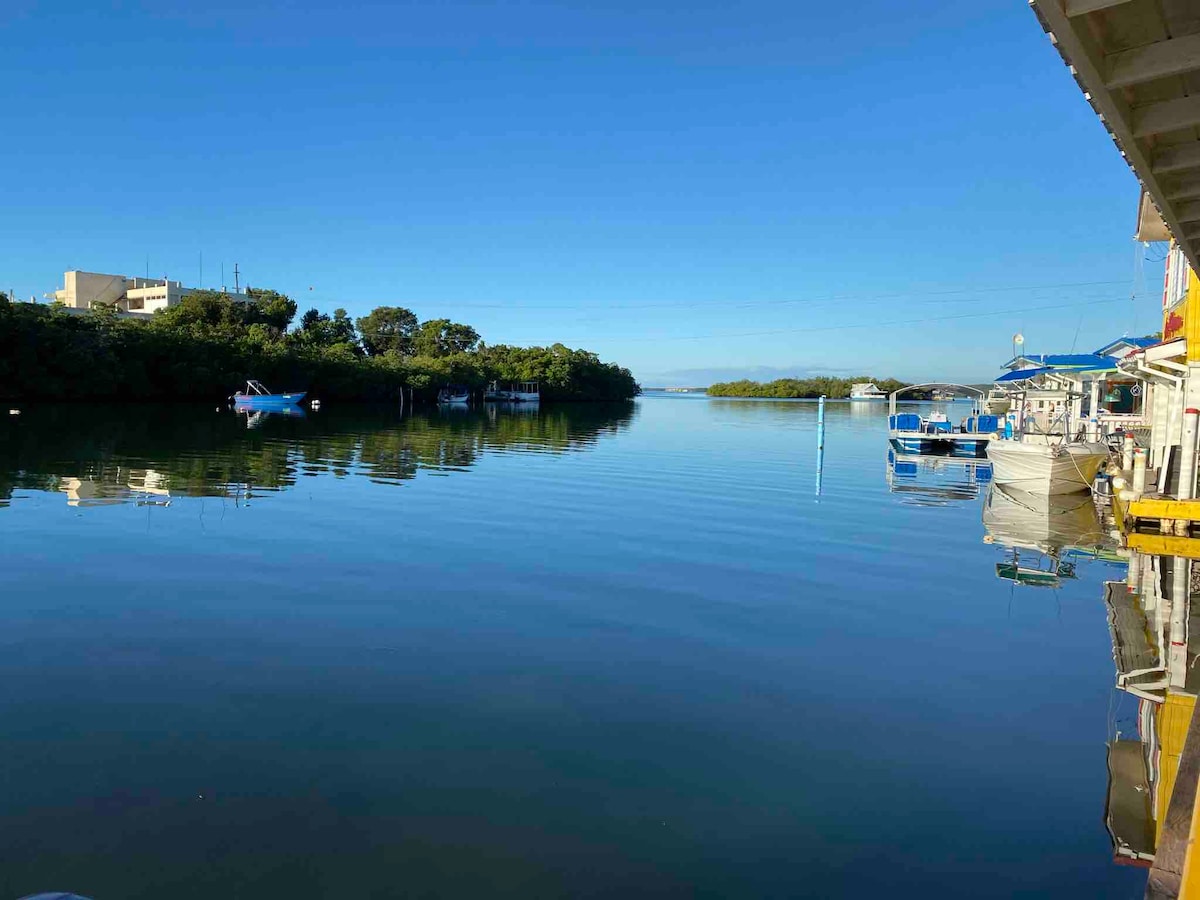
[232,379,306,409]
[887,383,998,457]
[437,384,471,405]
[983,388,1011,416]
[985,436,1108,495]
[483,381,540,403]
[850,382,887,401]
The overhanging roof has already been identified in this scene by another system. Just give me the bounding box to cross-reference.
[1029,0,1200,273]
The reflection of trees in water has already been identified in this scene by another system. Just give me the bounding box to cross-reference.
[0,402,637,504]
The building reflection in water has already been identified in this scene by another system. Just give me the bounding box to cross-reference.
[978,483,1177,869]
[1103,547,1197,869]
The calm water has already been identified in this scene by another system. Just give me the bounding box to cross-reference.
[0,395,1142,898]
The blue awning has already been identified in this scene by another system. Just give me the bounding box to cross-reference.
[995,367,1052,383]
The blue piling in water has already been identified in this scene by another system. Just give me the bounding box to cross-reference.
[817,395,825,451]
[815,395,826,498]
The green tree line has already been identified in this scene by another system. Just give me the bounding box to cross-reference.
[706,377,908,398]
[0,289,640,403]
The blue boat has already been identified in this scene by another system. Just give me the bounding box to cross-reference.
[232,379,307,409]
[887,383,998,458]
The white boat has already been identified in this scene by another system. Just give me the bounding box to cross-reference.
[483,381,540,403]
[850,382,887,401]
[437,384,470,405]
[510,381,540,403]
[984,375,1109,494]
[985,435,1108,495]
[887,383,998,457]
[983,389,1011,416]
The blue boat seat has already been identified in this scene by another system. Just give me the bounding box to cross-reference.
[977,415,999,433]
[930,420,952,433]
[892,413,920,431]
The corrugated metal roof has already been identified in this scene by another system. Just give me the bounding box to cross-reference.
[1096,336,1160,354]
[1005,353,1115,368]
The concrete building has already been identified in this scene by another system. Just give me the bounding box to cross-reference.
[52,270,246,316]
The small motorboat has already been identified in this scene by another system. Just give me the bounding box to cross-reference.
[232,379,307,409]
[437,384,471,405]
[483,381,515,401]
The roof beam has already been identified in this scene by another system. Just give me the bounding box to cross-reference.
[1153,143,1200,175]
[1133,95,1200,137]
[1030,0,1200,273]
[1166,174,1200,201]
[1184,223,1200,239]
[1065,0,1135,15]
[1178,200,1200,223]
[1106,34,1200,88]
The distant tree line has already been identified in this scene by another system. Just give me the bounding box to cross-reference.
[706,377,908,398]
[0,289,640,403]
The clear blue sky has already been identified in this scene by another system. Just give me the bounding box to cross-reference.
[2,0,1163,385]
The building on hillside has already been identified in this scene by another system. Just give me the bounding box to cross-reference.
[51,270,246,316]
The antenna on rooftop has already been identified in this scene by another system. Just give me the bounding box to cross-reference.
[234,263,240,294]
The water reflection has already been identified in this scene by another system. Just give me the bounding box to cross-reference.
[982,485,1117,587]
[0,402,636,508]
[237,405,307,429]
[885,449,991,506]
[1100,546,1198,869]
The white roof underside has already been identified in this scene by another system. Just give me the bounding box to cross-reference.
[1029,0,1200,272]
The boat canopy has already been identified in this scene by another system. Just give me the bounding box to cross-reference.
[887,383,983,415]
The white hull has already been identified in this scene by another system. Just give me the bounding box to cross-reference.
[985,439,1108,495]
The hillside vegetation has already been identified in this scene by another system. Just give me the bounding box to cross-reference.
[706,377,907,398]
[0,290,639,403]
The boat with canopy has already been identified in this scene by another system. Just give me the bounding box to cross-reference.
[887,383,998,457]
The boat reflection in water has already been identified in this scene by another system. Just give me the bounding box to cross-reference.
[885,449,991,507]
[1100,546,1199,871]
[237,404,308,429]
[982,484,1116,587]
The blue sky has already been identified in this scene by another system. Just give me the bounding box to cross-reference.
[1,1,1163,385]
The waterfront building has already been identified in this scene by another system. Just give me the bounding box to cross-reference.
[1028,1,1200,892]
[51,269,247,316]
[996,338,1149,434]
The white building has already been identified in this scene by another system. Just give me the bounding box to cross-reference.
[52,270,246,316]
